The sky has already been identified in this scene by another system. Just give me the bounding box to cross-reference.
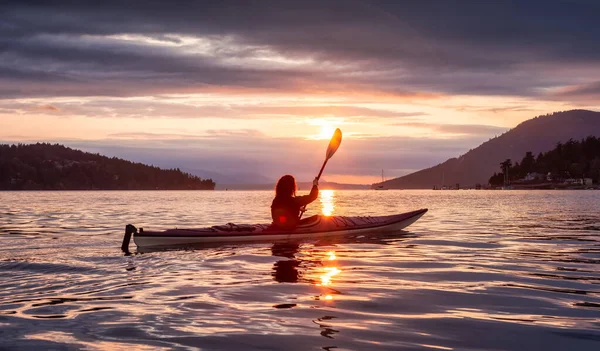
[1,1,600,184]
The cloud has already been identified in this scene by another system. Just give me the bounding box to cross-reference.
[391,122,508,136]
[34,104,60,112]
[0,98,428,120]
[204,129,265,137]
[2,1,599,183]
[106,132,207,140]
[467,106,535,113]
[550,81,600,101]
[1,1,599,100]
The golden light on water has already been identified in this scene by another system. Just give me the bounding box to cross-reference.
[320,189,335,216]
[317,250,340,302]
[320,267,341,286]
[319,249,341,286]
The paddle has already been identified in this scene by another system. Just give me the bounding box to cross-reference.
[316,128,343,181]
[299,128,342,219]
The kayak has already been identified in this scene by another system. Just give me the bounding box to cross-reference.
[122,209,427,250]
[124,209,427,249]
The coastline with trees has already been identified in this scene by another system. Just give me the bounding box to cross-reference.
[0,143,215,190]
[488,137,600,189]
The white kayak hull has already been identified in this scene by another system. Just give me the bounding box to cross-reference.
[130,209,427,248]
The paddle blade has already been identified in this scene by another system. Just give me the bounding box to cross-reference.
[325,128,343,160]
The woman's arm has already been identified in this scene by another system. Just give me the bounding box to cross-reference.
[294,180,319,207]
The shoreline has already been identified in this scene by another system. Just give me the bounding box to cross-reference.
[1,187,598,192]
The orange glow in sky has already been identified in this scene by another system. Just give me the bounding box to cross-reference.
[0,93,570,184]
[2,11,598,185]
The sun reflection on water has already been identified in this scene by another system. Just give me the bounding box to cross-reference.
[327,251,336,260]
[320,267,341,286]
[316,250,342,303]
[319,189,335,216]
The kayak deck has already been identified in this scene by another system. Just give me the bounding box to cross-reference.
[123,208,427,250]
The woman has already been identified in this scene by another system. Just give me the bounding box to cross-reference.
[271,175,319,229]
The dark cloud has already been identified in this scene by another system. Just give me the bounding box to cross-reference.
[34,104,60,112]
[551,81,600,100]
[1,1,599,99]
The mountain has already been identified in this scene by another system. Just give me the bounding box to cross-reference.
[375,110,600,189]
[0,143,215,190]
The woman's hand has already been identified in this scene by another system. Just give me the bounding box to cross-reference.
[313,177,319,187]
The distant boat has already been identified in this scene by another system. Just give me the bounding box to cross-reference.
[375,169,388,190]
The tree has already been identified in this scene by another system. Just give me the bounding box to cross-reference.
[590,157,600,184]
[520,151,535,176]
[500,159,512,185]
[488,172,504,186]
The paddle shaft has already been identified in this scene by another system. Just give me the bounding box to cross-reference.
[299,151,331,219]
[316,159,329,181]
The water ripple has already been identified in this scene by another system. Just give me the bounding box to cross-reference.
[1,190,600,350]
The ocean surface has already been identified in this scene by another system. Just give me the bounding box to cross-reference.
[1,190,599,350]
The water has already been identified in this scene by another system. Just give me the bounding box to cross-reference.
[1,190,599,350]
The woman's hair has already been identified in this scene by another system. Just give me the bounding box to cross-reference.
[275,174,297,197]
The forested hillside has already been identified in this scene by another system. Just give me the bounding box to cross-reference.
[376,110,600,189]
[489,137,600,186]
[0,143,215,190]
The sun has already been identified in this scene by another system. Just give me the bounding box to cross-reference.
[318,124,336,140]
[307,118,342,140]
